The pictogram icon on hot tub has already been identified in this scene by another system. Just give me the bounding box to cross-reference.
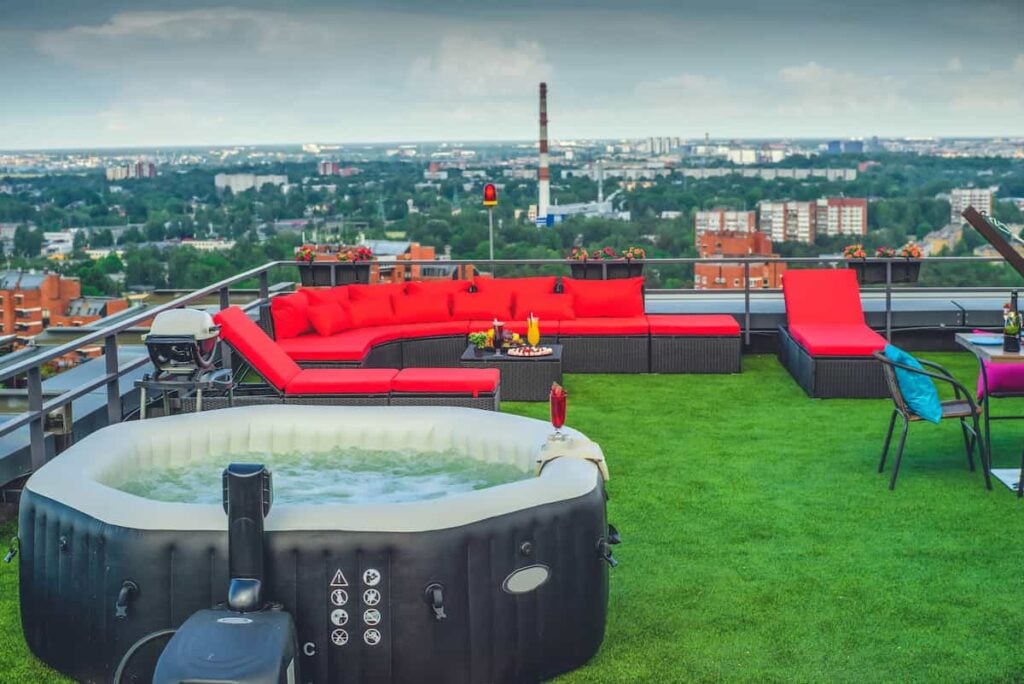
[330,589,349,607]
[331,629,349,646]
[364,628,382,646]
[363,568,381,586]
[363,588,381,606]
[330,569,349,587]
[330,608,349,627]
[363,608,381,626]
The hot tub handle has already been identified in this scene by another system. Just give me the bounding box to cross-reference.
[424,583,447,621]
[2,537,16,563]
[608,524,621,545]
[597,538,618,568]
[115,580,139,620]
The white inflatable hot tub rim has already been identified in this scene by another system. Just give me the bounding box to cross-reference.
[24,405,605,533]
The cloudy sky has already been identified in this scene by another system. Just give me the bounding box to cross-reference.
[1,0,1022,149]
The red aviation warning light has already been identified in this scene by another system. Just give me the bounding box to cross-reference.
[483,183,498,207]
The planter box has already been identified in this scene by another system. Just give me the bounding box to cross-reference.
[568,261,645,280]
[298,262,371,287]
[846,259,921,285]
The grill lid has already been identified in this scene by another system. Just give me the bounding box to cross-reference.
[144,308,219,342]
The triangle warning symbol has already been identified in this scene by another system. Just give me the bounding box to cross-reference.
[330,569,349,587]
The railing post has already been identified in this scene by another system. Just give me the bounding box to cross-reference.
[743,262,751,346]
[219,286,233,371]
[259,271,269,302]
[601,262,608,279]
[885,260,893,341]
[27,366,45,469]
[219,286,230,310]
[104,334,121,426]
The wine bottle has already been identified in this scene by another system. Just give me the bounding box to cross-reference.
[1004,290,1021,352]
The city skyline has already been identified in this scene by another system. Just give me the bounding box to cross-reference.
[2,0,1023,149]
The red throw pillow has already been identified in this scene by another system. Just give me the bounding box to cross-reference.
[392,293,452,324]
[515,294,575,321]
[451,291,514,321]
[347,298,395,328]
[270,293,313,339]
[299,286,349,308]
[307,302,352,336]
[473,276,557,297]
[562,276,644,318]
[405,280,472,298]
[347,283,406,303]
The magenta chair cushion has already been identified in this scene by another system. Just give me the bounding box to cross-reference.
[977,360,1024,400]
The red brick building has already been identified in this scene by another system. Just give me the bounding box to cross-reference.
[694,232,786,290]
[0,272,128,346]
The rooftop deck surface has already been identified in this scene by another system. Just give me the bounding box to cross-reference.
[3,352,1024,681]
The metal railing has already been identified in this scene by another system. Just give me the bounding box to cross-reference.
[0,254,1018,481]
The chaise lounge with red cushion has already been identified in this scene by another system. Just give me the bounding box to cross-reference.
[214,306,501,410]
[778,269,887,398]
[260,275,743,374]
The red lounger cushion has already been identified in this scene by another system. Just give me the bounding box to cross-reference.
[558,317,649,336]
[783,269,866,326]
[278,331,372,362]
[514,293,575,321]
[270,293,313,339]
[561,277,644,318]
[647,314,740,336]
[285,368,396,395]
[391,368,500,395]
[392,293,452,324]
[789,324,887,356]
[214,307,301,390]
[451,291,514,321]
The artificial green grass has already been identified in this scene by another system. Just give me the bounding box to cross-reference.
[2,353,1024,682]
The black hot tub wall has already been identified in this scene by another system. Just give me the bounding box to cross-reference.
[18,480,609,683]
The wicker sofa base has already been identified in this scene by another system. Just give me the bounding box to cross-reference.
[389,392,499,411]
[401,336,466,368]
[363,340,403,369]
[650,336,741,374]
[777,325,887,398]
[559,336,649,373]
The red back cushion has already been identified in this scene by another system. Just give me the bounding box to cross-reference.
[345,283,398,328]
[515,293,575,320]
[473,276,557,297]
[451,291,514,321]
[562,277,644,318]
[392,293,452,324]
[307,302,352,336]
[782,269,865,326]
[299,286,350,306]
[405,280,472,298]
[270,293,313,339]
[213,307,300,390]
[347,283,406,302]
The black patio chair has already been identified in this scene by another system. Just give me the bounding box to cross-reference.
[874,351,992,491]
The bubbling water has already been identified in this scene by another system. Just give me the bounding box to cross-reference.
[116,447,530,505]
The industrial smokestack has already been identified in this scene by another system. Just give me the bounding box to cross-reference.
[538,82,550,227]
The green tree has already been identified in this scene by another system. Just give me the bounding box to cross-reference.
[13,224,43,257]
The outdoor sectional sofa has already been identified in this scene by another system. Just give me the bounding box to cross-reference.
[777,268,888,399]
[260,276,743,374]
[213,306,501,410]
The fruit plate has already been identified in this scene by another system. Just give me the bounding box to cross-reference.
[506,346,554,357]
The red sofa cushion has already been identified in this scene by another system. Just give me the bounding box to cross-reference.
[285,368,396,395]
[473,276,557,297]
[392,292,452,324]
[451,291,514,321]
[214,307,301,390]
[307,302,352,337]
[789,324,886,356]
[347,298,394,328]
[782,269,865,326]
[515,293,575,321]
[270,293,313,340]
[562,277,644,318]
[391,368,500,395]
[405,279,472,298]
[558,317,650,336]
[347,283,406,302]
[299,286,349,306]
[647,314,740,336]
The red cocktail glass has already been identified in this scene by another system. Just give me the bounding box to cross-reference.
[550,382,567,440]
[493,320,505,356]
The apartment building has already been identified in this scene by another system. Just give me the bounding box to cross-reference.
[694,231,785,290]
[758,201,816,243]
[814,197,868,237]
[694,209,757,239]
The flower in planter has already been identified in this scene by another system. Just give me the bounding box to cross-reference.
[623,246,646,261]
[590,246,620,260]
[567,246,589,261]
[296,246,316,263]
[338,245,374,262]
[900,242,923,258]
[842,244,867,259]
[875,246,897,258]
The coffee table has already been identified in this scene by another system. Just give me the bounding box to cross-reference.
[459,344,563,402]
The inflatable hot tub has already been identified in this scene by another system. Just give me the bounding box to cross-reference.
[18,405,612,683]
